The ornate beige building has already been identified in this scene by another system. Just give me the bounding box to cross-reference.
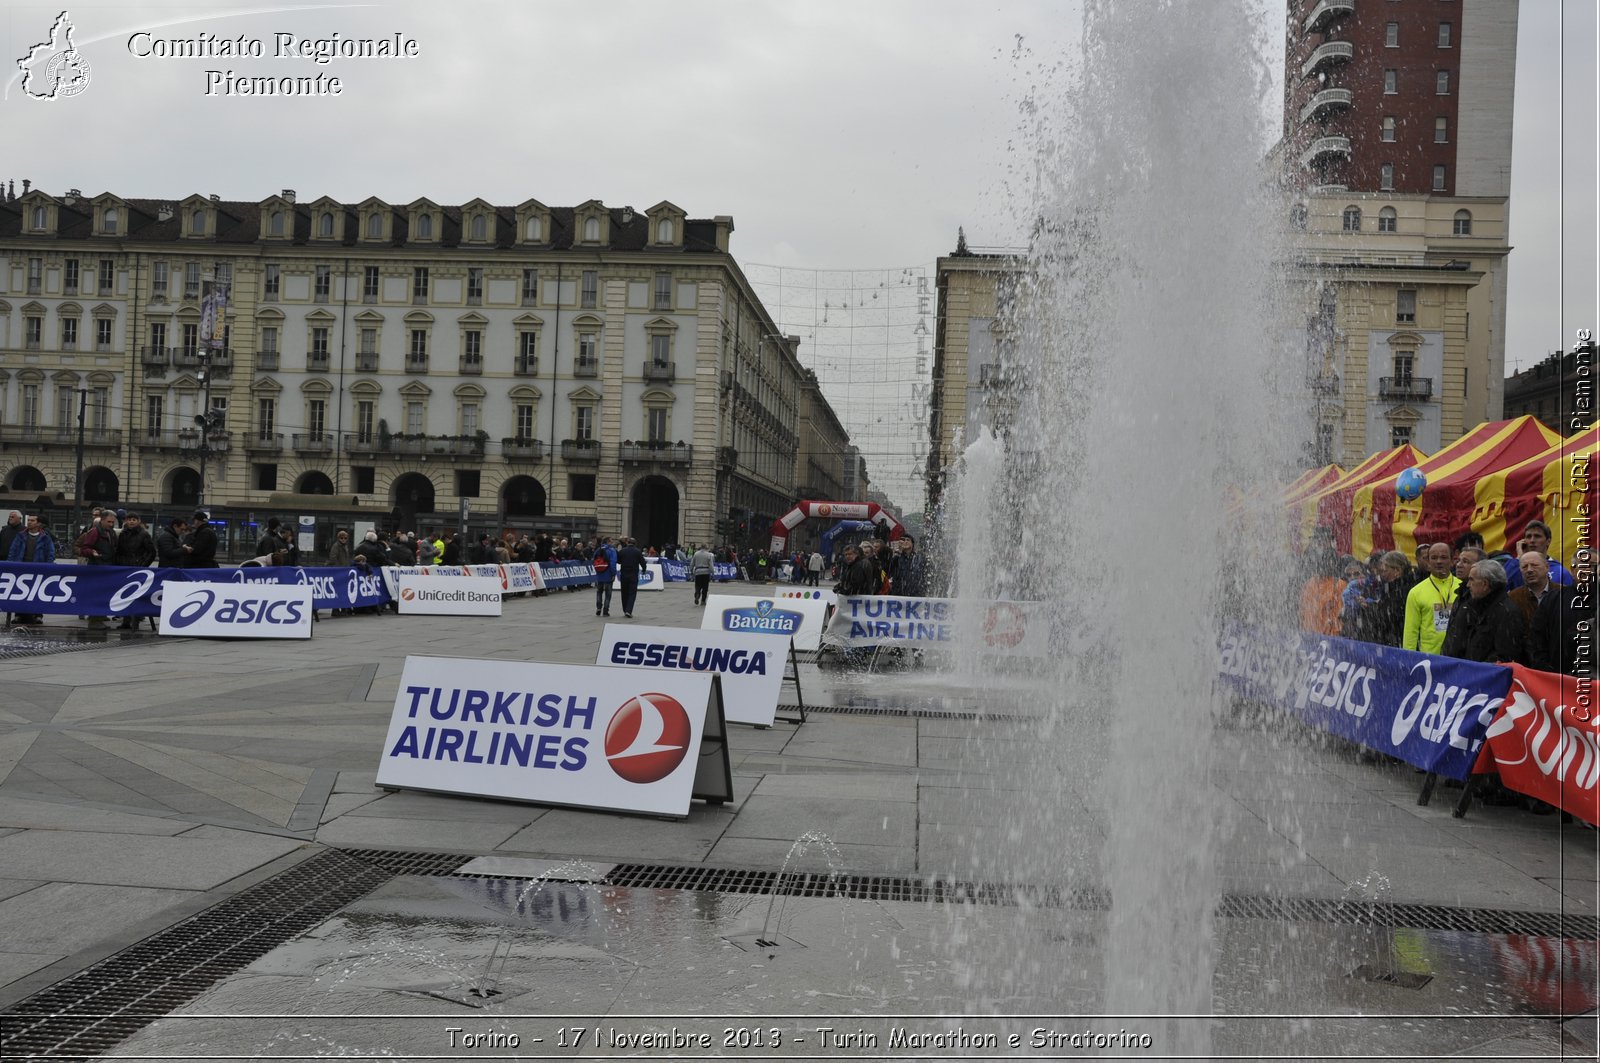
[0,186,853,551]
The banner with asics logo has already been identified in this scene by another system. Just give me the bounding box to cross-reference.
[0,561,388,616]
[1218,623,1511,780]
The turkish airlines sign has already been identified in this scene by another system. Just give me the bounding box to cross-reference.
[376,656,716,817]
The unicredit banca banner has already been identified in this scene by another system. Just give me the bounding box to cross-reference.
[597,624,783,727]
[382,563,541,598]
[1484,667,1600,824]
[1217,623,1511,779]
[823,596,1051,659]
[700,593,829,652]
[396,574,503,616]
[376,655,716,817]
[0,561,388,617]
[158,582,313,639]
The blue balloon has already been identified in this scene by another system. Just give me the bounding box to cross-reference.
[1396,467,1427,502]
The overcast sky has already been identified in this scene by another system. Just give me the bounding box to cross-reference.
[3,1,1594,510]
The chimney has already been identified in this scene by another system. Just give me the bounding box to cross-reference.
[282,188,296,203]
[620,205,634,225]
[21,179,31,195]
[157,204,174,222]
[209,193,220,202]
[7,180,14,201]
[713,215,734,253]
[64,188,81,205]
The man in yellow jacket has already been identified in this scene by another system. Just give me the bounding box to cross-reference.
[1403,542,1461,654]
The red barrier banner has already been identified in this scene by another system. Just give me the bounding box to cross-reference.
[1484,666,1600,824]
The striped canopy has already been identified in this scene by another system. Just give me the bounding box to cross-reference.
[1301,444,1428,552]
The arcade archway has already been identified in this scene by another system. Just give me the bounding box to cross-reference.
[8,466,46,493]
[166,466,200,507]
[296,471,335,495]
[391,472,435,532]
[82,466,119,504]
[630,475,679,549]
[502,475,546,518]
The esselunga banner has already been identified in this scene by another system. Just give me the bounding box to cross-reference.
[376,655,716,817]
[1217,623,1512,780]
[700,593,830,652]
[823,596,1052,659]
[1483,667,1600,824]
[597,624,783,727]
[0,561,388,617]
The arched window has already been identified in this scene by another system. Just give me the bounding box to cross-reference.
[270,210,284,236]
[31,205,45,229]
[470,215,486,241]
[1341,206,1361,232]
[192,209,206,234]
[103,208,117,234]
[367,213,383,238]
[1289,204,1308,230]
[657,218,674,243]
[1378,206,1398,233]
[1452,209,1472,236]
[319,212,334,237]
[583,217,600,241]
[417,214,433,239]
[525,216,541,241]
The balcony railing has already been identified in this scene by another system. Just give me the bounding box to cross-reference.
[355,352,379,372]
[501,437,546,461]
[1300,39,1353,79]
[1299,135,1352,169]
[24,338,40,350]
[61,339,77,352]
[245,432,284,453]
[716,445,738,470]
[514,356,539,376]
[977,363,1016,387]
[255,351,280,372]
[141,346,171,368]
[173,348,201,369]
[643,360,676,382]
[1378,376,1433,401]
[1299,87,1352,123]
[573,357,598,378]
[345,436,382,456]
[561,439,601,463]
[179,430,230,454]
[405,355,429,374]
[292,433,335,454]
[386,435,484,457]
[14,426,122,448]
[1303,0,1354,35]
[620,441,693,465]
[307,355,330,373]
[459,356,483,375]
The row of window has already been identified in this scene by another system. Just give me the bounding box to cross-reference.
[1379,115,1451,143]
[1382,21,1453,49]
[1336,205,1473,234]
[1382,68,1451,95]
[265,265,671,310]
[249,464,600,504]
[4,383,113,431]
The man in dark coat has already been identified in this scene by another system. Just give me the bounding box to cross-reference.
[834,543,877,596]
[113,514,158,630]
[1530,548,1594,677]
[615,536,647,618]
[155,517,189,567]
[1443,559,1526,664]
[185,510,218,568]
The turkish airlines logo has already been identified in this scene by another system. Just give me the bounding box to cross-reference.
[604,692,691,784]
[983,603,1026,647]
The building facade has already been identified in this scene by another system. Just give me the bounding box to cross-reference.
[1284,0,1517,466]
[1504,347,1598,436]
[0,187,852,551]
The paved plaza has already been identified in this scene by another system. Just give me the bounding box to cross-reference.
[0,582,1596,1058]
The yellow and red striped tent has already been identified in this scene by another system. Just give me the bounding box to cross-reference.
[1283,464,1345,506]
[1302,444,1428,552]
[1465,425,1599,565]
[1351,416,1562,559]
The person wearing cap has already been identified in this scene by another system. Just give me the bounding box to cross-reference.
[112,514,158,630]
[185,510,218,568]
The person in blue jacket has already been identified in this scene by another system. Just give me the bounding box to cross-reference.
[593,536,618,616]
[6,514,57,624]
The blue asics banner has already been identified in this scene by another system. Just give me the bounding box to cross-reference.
[660,559,688,582]
[713,562,739,581]
[537,561,603,589]
[1217,623,1513,780]
[0,562,389,617]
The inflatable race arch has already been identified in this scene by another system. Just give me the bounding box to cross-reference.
[770,501,903,555]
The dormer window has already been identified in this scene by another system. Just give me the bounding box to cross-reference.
[525,216,541,241]
[583,217,600,242]
[470,215,486,241]
[366,213,382,238]
[270,210,285,236]
[417,214,433,239]
[319,212,334,237]
[31,205,46,230]
[102,209,118,234]
[657,219,674,243]
[192,209,206,234]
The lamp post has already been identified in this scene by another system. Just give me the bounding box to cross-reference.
[69,387,87,535]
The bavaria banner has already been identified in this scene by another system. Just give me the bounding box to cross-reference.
[1483,667,1600,824]
[0,561,388,617]
[597,624,784,727]
[700,593,830,652]
[823,596,1052,659]
[158,583,313,639]
[1217,624,1512,779]
[396,574,503,616]
[376,656,717,817]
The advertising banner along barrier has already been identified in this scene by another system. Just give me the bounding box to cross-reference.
[1217,623,1511,780]
[376,656,728,818]
[538,560,603,590]
[700,593,831,652]
[1483,667,1600,824]
[158,582,314,639]
[822,596,1052,659]
[659,559,737,582]
[0,561,388,617]
[597,624,784,727]
[396,574,503,616]
[770,586,837,611]
[612,558,666,592]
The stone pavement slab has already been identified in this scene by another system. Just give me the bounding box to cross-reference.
[311,816,526,853]
[0,881,194,954]
[0,828,304,889]
[497,807,738,862]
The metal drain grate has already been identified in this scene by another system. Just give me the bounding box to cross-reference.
[604,862,1600,939]
[337,847,475,876]
[779,702,1035,722]
[0,633,152,661]
[0,849,391,1062]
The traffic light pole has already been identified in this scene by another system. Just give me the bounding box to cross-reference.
[69,387,87,535]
